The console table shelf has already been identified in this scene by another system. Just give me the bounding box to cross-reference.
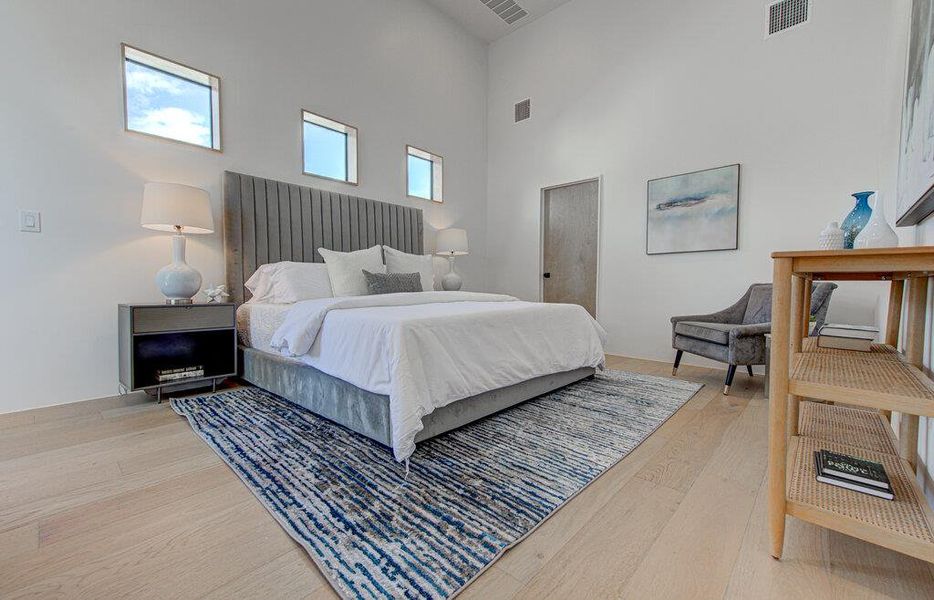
[789,342,934,417]
[787,402,934,562]
[768,246,934,563]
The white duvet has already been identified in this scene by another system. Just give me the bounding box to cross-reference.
[270,291,607,461]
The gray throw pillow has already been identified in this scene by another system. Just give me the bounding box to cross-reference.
[362,270,423,295]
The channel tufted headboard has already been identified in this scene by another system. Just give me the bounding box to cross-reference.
[224,171,424,305]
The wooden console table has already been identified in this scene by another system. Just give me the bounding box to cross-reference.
[768,247,934,563]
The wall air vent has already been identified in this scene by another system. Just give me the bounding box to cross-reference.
[482,0,529,26]
[515,98,531,123]
[765,0,810,37]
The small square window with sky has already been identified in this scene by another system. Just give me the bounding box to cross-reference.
[407,146,443,202]
[122,45,221,150]
[303,111,358,184]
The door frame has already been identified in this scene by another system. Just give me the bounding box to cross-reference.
[539,176,603,321]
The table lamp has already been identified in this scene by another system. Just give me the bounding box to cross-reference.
[435,228,468,291]
[141,182,214,304]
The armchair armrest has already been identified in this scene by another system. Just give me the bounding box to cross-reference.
[730,322,771,339]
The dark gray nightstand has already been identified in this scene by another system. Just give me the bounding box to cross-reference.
[118,303,237,401]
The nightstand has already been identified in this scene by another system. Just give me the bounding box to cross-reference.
[118,303,237,401]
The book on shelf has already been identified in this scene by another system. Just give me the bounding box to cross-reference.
[817,323,878,352]
[813,451,893,500]
[817,336,873,352]
[156,366,204,382]
[819,450,890,488]
[157,365,204,375]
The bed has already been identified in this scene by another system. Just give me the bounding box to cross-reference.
[225,171,606,461]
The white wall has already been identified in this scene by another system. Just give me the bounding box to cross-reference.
[0,0,488,413]
[486,0,907,366]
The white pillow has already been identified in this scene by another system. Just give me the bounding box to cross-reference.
[383,246,434,292]
[318,245,385,297]
[245,264,279,302]
[245,262,333,303]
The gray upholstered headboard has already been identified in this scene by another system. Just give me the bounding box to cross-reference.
[224,171,424,304]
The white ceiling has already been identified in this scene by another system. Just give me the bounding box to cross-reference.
[424,0,573,43]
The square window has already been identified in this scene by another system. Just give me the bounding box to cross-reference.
[303,110,358,184]
[407,154,432,200]
[406,146,443,202]
[122,44,221,150]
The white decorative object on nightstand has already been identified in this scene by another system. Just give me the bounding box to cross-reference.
[202,284,230,303]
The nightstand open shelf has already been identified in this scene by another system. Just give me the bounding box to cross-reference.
[119,303,237,399]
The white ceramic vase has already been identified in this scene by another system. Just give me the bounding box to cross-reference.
[818,221,845,250]
[853,193,898,249]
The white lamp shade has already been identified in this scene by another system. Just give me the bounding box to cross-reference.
[436,228,468,256]
[141,182,214,234]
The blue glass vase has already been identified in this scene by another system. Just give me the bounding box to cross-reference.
[841,191,873,249]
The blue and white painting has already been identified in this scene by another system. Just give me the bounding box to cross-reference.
[646,164,739,255]
[896,0,934,223]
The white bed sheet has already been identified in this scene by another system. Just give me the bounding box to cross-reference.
[236,303,292,354]
[269,292,607,462]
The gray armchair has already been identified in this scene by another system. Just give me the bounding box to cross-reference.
[670,282,837,395]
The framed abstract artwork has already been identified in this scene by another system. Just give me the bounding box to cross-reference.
[896,0,934,226]
[646,163,740,255]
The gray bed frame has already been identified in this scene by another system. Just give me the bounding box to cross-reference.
[224,171,594,449]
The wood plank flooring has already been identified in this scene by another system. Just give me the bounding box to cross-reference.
[2,356,933,599]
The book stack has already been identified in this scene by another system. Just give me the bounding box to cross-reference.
[156,365,204,383]
[817,323,879,352]
[813,450,893,500]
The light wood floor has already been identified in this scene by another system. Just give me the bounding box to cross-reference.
[2,356,934,599]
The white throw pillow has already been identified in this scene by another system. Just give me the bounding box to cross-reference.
[318,245,385,297]
[383,246,435,292]
[271,262,333,303]
[245,262,333,303]
[245,263,279,303]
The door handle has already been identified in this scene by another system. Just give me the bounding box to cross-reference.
[543,272,551,279]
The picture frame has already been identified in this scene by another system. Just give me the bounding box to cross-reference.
[896,0,934,226]
[646,163,740,255]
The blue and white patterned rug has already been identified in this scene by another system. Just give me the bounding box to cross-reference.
[172,369,702,599]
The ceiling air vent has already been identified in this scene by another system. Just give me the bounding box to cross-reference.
[766,0,810,37]
[515,98,531,123]
[482,0,529,25]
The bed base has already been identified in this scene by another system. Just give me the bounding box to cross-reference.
[241,347,595,448]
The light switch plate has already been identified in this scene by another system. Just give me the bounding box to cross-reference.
[19,210,41,233]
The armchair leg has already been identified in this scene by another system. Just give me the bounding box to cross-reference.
[672,350,684,376]
[746,365,754,377]
[724,364,737,395]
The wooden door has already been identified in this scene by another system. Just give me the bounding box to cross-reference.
[542,179,599,317]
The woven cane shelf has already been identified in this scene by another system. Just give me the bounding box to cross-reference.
[789,346,934,416]
[787,434,934,562]
[797,401,898,454]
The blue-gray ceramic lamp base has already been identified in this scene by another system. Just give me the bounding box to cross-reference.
[156,235,202,304]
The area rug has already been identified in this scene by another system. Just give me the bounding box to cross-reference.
[172,369,702,600]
